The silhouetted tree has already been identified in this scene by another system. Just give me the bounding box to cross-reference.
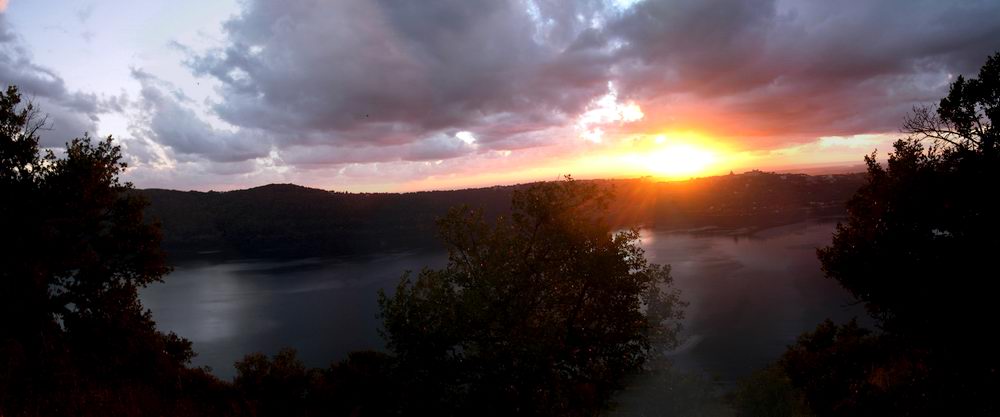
[232,348,400,417]
[820,53,999,337]
[773,53,1000,416]
[234,348,311,417]
[778,320,905,417]
[317,350,401,417]
[0,85,240,416]
[731,364,812,417]
[378,177,685,416]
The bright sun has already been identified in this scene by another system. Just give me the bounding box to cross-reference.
[625,134,719,178]
[578,132,728,181]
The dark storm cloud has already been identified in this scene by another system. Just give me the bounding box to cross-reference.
[1,15,104,147]
[279,133,479,167]
[185,0,613,149]
[606,0,1000,138]
[175,0,1000,163]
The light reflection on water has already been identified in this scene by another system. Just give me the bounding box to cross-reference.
[141,252,449,379]
[141,221,864,381]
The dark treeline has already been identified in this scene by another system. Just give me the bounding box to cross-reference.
[142,171,864,259]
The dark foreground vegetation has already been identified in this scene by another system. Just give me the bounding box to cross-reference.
[732,53,1000,416]
[3,51,999,416]
[1,86,235,416]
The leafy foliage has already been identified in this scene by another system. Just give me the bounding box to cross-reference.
[0,85,241,416]
[778,320,904,417]
[378,178,686,416]
[820,54,1000,338]
[772,52,1000,416]
[903,52,999,152]
[231,349,400,417]
[730,364,812,417]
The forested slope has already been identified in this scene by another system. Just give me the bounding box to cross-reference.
[142,172,865,259]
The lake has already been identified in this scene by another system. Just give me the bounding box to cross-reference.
[141,220,865,381]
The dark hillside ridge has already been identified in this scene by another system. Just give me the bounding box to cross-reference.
[141,171,865,260]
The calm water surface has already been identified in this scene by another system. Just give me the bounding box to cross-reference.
[141,220,864,380]
[639,221,865,380]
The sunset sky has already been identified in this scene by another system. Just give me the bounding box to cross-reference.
[2,0,999,191]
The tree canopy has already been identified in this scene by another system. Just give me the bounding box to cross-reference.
[378,177,685,416]
[0,85,239,416]
[764,52,1000,417]
[819,53,999,340]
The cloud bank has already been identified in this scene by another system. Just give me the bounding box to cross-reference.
[4,0,1000,189]
[180,0,1000,157]
[1,14,106,147]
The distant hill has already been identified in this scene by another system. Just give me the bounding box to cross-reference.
[140,171,865,260]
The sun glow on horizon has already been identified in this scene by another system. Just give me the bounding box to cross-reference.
[618,133,727,179]
[640,143,717,177]
[395,129,886,192]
